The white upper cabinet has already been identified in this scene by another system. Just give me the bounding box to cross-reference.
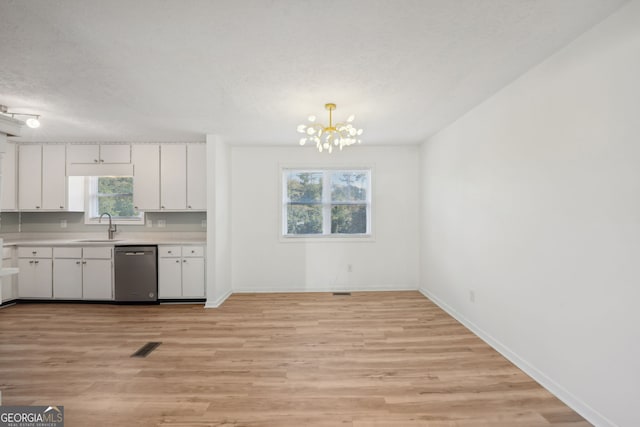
[132,144,160,211]
[1,141,17,211]
[67,144,130,164]
[100,144,131,163]
[186,143,206,210]
[67,144,99,164]
[67,144,132,176]
[160,144,187,210]
[42,145,67,210]
[18,144,67,211]
[18,144,43,210]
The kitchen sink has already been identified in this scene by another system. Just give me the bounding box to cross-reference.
[74,239,122,243]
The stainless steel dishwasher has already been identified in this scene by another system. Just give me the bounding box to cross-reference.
[114,246,158,303]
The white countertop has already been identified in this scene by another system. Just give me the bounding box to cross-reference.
[1,232,206,247]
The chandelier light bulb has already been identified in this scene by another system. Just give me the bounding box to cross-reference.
[296,103,363,154]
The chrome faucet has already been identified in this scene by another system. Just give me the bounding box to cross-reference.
[99,212,117,240]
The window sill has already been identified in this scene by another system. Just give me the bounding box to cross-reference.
[280,234,375,243]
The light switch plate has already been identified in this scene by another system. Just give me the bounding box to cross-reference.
[157,219,166,228]
[146,219,153,228]
[60,219,67,229]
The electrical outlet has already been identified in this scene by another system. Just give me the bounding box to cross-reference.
[201,220,207,228]
[347,264,353,273]
[157,219,166,228]
[146,219,153,228]
[60,219,67,228]
[469,290,475,303]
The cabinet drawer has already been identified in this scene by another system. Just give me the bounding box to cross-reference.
[53,247,83,258]
[18,247,53,258]
[159,246,181,257]
[183,246,205,257]
[83,247,113,259]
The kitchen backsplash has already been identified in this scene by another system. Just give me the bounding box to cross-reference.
[0,211,206,234]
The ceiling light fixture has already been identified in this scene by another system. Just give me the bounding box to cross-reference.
[0,105,41,128]
[297,103,363,153]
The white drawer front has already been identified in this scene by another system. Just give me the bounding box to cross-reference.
[18,247,53,258]
[83,247,113,259]
[53,247,83,259]
[159,246,181,257]
[182,246,205,257]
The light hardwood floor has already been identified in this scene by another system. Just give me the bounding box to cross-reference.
[0,292,589,426]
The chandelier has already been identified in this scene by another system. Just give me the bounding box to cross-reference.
[297,103,363,153]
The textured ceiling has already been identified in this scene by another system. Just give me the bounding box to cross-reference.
[0,0,627,145]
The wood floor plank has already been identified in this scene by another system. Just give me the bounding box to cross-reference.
[0,292,590,426]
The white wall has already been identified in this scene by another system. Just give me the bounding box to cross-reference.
[205,135,232,307]
[232,145,420,292]
[420,3,640,426]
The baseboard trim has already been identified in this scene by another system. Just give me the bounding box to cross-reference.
[204,289,232,308]
[232,286,418,293]
[418,287,616,427]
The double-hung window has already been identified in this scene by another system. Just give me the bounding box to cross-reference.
[85,176,143,224]
[283,169,371,237]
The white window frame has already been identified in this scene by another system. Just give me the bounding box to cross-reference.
[84,176,144,225]
[281,167,372,240]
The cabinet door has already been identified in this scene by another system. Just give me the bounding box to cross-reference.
[67,144,99,164]
[18,144,42,210]
[186,144,206,210]
[158,257,182,298]
[53,258,83,299]
[181,257,205,298]
[1,142,17,211]
[83,259,113,300]
[42,145,67,210]
[100,144,130,163]
[18,258,52,298]
[160,144,187,210]
[132,144,160,210]
[1,257,17,302]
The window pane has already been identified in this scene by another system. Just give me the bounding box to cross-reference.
[287,204,322,234]
[97,177,135,217]
[287,172,322,203]
[331,204,367,234]
[331,172,368,202]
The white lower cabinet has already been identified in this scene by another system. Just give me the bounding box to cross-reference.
[52,246,113,300]
[18,247,53,299]
[158,245,205,299]
[2,246,18,303]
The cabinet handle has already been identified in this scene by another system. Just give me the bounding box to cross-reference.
[76,261,81,265]
[183,259,187,263]
[29,260,34,264]
[34,260,39,264]
[175,259,180,263]
[188,205,192,209]
[32,251,37,255]
[94,159,98,163]
[100,159,104,163]
[167,250,172,254]
[82,261,87,264]
[36,206,40,209]
[161,205,165,209]
[191,250,195,253]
